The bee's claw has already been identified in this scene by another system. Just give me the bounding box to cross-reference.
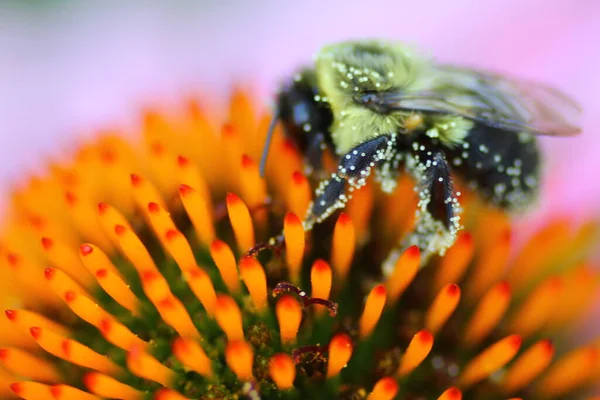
[244,233,284,257]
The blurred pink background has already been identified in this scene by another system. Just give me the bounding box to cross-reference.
[0,0,599,391]
[1,0,599,223]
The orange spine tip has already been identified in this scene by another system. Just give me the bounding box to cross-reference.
[310,259,332,315]
[172,337,213,378]
[283,212,305,283]
[163,228,197,273]
[78,243,139,313]
[41,237,94,289]
[386,245,420,304]
[502,339,554,394]
[225,340,254,381]
[130,173,166,211]
[146,202,179,249]
[59,290,110,331]
[30,327,120,375]
[4,253,61,307]
[269,353,296,390]
[178,184,215,246]
[50,384,101,400]
[127,344,176,388]
[97,202,109,215]
[215,295,244,341]
[179,183,194,197]
[466,227,511,301]
[276,294,302,344]
[359,285,387,338]
[148,201,161,214]
[464,281,511,345]
[155,295,201,339]
[64,190,113,252]
[437,387,462,400]
[177,155,190,167]
[209,239,240,293]
[327,333,353,378]
[398,330,434,377]
[80,244,93,256]
[331,213,355,279]
[79,243,118,274]
[140,270,171,302]
[507,275,564,337]
[93,267,139,314]
[10,381,53,400]
[175,155,212,206]
[435,232,474,291]
[367,377,399,400]
[45,268,87,306]
[113,224,159,275]
[220,123,243,189]
[130,173,142,186]
[114,224,126,235]
[425,283,461,335]
[64,191,77,206]
[0,347,61,382]
[154,388,190,400]
[4,309,70,337]
[99,318,147,351]
[187,268,217,316]
[287,171,311,218]
[226,192,255,253]
[535,345,598,397]
[239,154,267,208]
[41,237,53,250]
[84,372,143,400]
[240,257,268,312]
[458,335,522,388]
[97,202,134,244]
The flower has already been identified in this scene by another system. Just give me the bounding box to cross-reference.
[0,90,599,400]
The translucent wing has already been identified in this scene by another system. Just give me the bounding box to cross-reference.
[375,65,582,136]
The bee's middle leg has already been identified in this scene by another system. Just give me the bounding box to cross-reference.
[383,149,461,274]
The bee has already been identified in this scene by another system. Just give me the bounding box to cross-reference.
[260,40,581,267]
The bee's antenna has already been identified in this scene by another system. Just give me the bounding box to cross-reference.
[259,108,280,178]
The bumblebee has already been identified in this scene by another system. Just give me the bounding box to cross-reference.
[260,40,581,266]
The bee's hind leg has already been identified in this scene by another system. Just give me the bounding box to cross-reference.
[304,135,394,230]
[382,149,462,275]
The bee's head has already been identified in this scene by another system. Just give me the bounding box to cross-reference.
[314,40,429,153]
[315,40,427,106]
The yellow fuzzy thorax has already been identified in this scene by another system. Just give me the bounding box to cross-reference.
[314,40,472,153]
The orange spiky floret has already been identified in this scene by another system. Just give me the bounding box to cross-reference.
[0,90,598,400]
[359,284,387,338]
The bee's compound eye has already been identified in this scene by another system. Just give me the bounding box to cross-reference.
[361,92,379,105]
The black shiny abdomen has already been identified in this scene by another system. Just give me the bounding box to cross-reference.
[443,124,540,210]
[277,70,334,153]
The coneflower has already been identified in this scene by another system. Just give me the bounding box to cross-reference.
[0,91,598,400]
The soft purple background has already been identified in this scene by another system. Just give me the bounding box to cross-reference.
[0,0,599,389]
[1,0,599,222]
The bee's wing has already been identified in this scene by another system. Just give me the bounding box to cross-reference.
[381,65,582,137]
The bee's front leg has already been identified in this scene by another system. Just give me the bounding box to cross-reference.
[304,135,392,230]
